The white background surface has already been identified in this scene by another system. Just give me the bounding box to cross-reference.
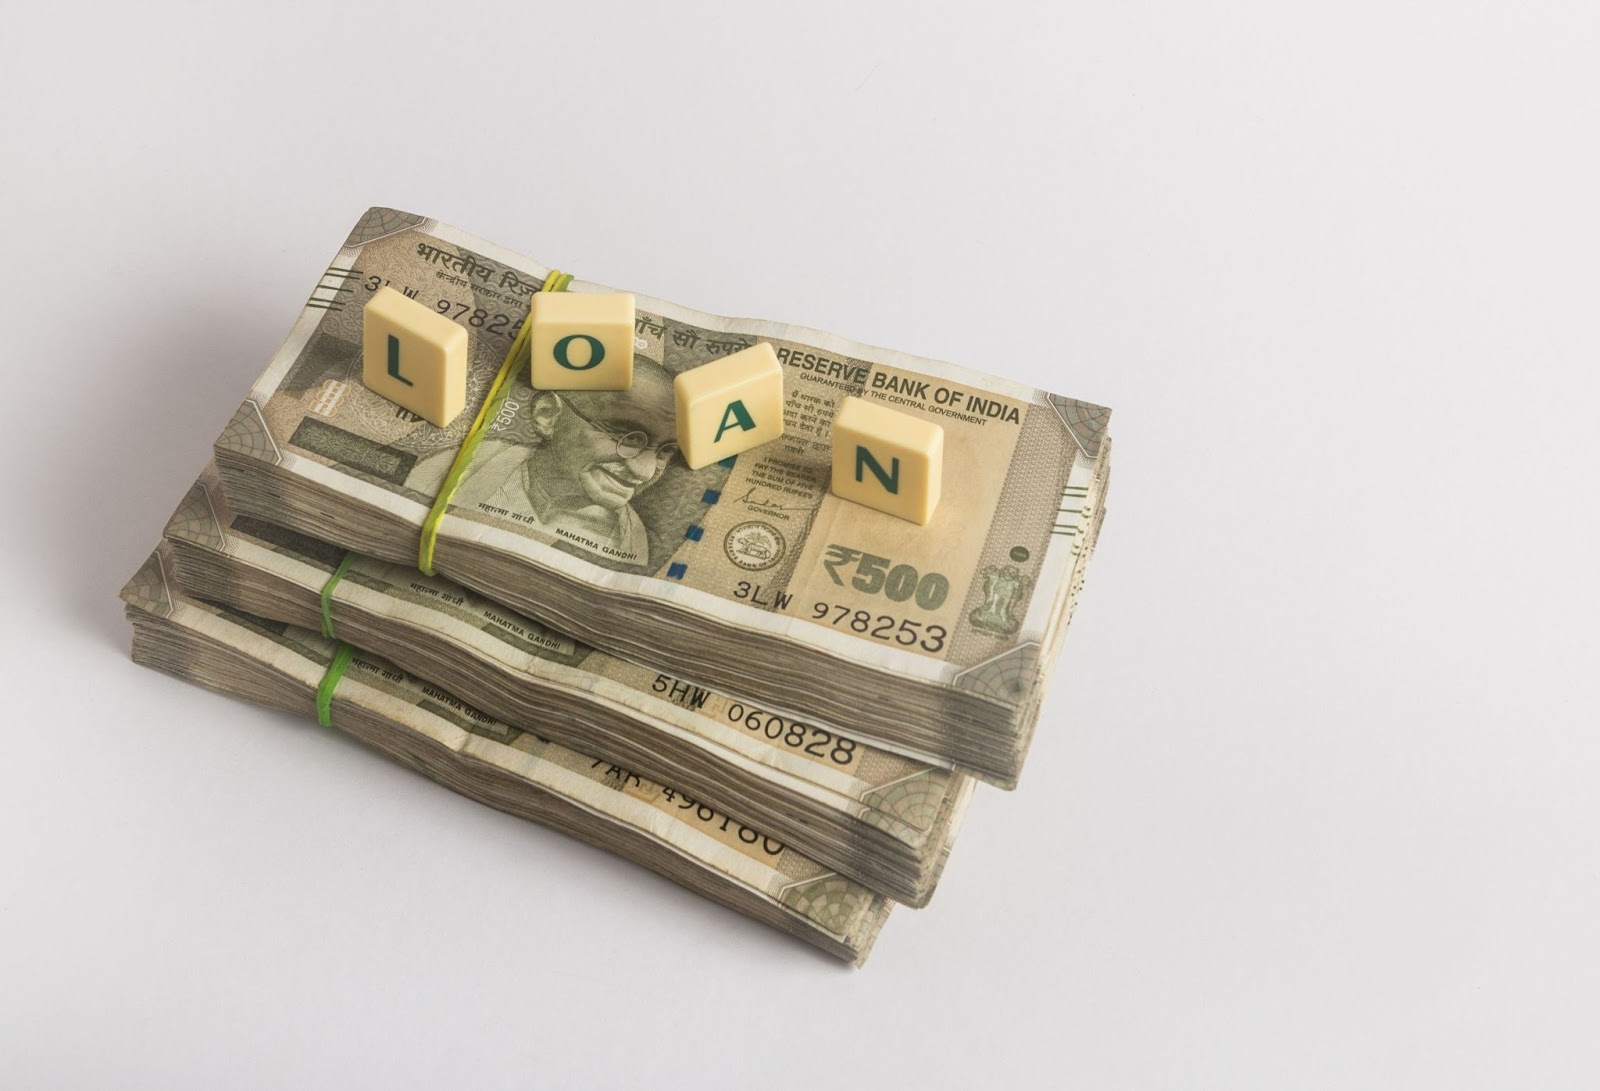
[3,2,1597,1087]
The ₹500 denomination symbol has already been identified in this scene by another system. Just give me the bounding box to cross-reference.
[821,544,951,610]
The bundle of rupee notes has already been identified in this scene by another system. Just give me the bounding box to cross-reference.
[124,208,1114,965]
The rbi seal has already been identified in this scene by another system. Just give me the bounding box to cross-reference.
[724,521,785,571]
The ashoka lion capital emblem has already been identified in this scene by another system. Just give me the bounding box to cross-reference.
[969,564,1031,636]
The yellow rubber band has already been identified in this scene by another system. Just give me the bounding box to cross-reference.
[416,269,571,575]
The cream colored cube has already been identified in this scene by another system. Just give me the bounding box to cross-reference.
[674,343,784,469]
[830,396,943,524]
[362,287,469,427]
[529,291,635,391]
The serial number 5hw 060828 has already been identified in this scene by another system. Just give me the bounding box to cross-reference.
[723,702,859,767]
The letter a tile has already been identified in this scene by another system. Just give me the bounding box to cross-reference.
[674,343,784,469]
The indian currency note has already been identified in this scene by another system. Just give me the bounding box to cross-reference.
[215,208,1111,781]
[166,462,968,902]
[122,547,897,964]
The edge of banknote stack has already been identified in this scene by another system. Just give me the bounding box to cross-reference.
[122,207,1113,965]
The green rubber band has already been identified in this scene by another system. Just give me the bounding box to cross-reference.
[316,642,356,728]
[320,552,358,639]
[416,268,572,576]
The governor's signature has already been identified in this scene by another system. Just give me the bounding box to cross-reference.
[735,487,811,515]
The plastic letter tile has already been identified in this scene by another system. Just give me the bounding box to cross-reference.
[829,396,943,524]
[674,343,784,470]
[529,292,636,391]
[361,287,470,428]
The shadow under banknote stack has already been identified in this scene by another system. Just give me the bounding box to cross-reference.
[123,207,1113,965]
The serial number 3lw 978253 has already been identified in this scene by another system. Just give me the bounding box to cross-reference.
[810,602,948,652]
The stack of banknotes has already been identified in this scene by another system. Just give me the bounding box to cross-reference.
[121,208,1113,965]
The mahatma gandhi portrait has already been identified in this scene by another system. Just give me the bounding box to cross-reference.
[407,358,680,567]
